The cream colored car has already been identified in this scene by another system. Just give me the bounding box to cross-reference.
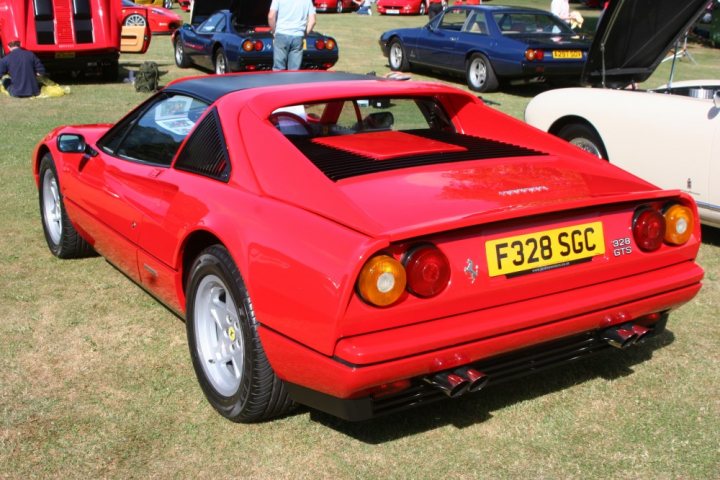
[525,0,720,228]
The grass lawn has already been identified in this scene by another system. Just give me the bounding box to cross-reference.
[1,1,719,478]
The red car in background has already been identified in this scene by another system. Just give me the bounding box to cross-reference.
[377,0,428,15]
[178,0,191,12]
[34,71,703,422]
[313,0,358,13]
[122,0,183,34]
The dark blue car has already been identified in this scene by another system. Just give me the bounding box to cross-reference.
[379,5,591,92]
[172,0,338,74]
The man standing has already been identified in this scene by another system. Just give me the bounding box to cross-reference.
[268,0,316,71]
[0,40,46,97]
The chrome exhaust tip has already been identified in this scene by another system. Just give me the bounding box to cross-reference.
[454,367,489,393]
[423,372,470,398]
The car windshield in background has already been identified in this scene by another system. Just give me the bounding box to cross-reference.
[270,97,454,138]
[493,12,574,35]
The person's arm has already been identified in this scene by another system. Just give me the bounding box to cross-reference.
[268,8,277,34]
[0,58,8,77]
[306,12,316,35]
[34,55,46,76]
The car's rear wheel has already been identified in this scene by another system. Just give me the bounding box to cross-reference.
[419,2,426,15]
[557,123,608,159]
[466,53,498,92]
[336,0,343,13]
[39,154,94,259]
[214,47,228,74]
[174,39,190,68]
[388,39,410,72]
[164,0,172,8]
[123,13,147,27]
[186,245,294,422]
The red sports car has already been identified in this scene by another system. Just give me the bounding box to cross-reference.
[122,0,183,34]
[33,71,703,422]
[313,0,358,13]
[377,0,428,15]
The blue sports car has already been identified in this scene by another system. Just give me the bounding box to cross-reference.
[379,5,591,92]
[172,0,338,74]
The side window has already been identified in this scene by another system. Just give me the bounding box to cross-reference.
[106,95,209,166]
[464,12,488,35]
[199,13,224,33]
[438,8,468,31]
[175,108,231,182]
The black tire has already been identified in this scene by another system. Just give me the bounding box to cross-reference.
[419,2,426,15]
[186,245,294,422]
[214,47,229,74]
[466,53,498,93]
[38,154,94,259]
[336,0,343,13]
[164,0,172,8]
[388,39,410,72]
[174,39,191,68]
[556,123,608,159]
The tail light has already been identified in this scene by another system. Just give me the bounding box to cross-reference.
[633,207,666,252]
[663,204,694,245]
[315,39,325,50]
[525,48,545,61]
[242,40,263,52]
[404,245,451,298]
[357,255,406,307]
[325,39,336,50]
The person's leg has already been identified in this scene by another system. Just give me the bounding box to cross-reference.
[1,76,12,95]
[272,34,291,71]
[286,35,304,71]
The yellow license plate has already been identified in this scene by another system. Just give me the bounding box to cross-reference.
[55,52,76,59]
[485,221,605,277]
[303,39,307,50]
[552,50,582,59]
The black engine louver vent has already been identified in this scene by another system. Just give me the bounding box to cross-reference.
[175,108,231,182]
[290,129,548,182]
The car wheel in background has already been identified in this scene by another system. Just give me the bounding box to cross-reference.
[38,154,94,259]
[186,245,294,422]
[174,40,191,68]
[557,123,608,159]
[419,2,426,15]
[388,39,410,71]
[164,0,172,8]
[123,13,147,26]
[336,0,343,13]
[214,47,229,74]
[466,53,498,92]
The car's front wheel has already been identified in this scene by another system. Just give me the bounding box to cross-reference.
[186,245,294,422]
[38,154,94,259]
[123,13,147,27]
[557,123,608,159]
[336,0,343,13]
[466,53,498,92]
[388,39,410,72]
[419,2,426,15]
[174,39,190,68]
[164,0,172,8]
[214,47,228,74]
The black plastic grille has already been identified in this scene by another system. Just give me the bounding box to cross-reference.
[175,108,230,182]
[290,129,548,181]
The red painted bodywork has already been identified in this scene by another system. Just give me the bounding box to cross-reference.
[32,73,703,404]
[313,0,358,13]
[122,3,182,34]
[377,0,427,15]
[0,0,150,70]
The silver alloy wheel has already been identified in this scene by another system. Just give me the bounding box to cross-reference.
[390,43,403,70]
[419,2,426,15]
[336,0,343,13]
[194,274,244,397]
[175,42,184,63]
[215,53,226,74]
[124,13,147,26]
[164,0,172,8]
[468,57,487,89]
[41,169,62,245]
[570,137,603,158]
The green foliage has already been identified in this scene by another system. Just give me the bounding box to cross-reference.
[1,2,719,478]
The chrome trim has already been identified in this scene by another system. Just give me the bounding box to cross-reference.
[696,201,720,213]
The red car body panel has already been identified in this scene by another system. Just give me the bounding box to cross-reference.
[122,2,182,34]
[313,0,358,13]
[377,0,427,15]
[33,72,703,419]
[0,0,150,70]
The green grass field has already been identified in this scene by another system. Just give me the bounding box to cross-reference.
[1,2,719,478]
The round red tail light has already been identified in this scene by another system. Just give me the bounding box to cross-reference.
[525,49,544,61]
[633,208,666,252]
[254,40,263,51]
[404,245,451,298]
[315,39,325,50]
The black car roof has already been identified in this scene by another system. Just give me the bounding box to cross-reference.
[164,71,379,104]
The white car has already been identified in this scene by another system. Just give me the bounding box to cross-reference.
[525,0,720,228]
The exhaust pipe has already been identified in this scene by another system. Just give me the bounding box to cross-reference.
[454,367,489,393]
[424,372,469,398]
[630,324,651,343]
[602,324,637,349]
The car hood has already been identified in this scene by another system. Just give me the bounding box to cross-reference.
[190,0,270,26]
[583,0,709,88]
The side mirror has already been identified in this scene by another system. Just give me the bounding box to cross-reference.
[714,90,720,109]
[57,133,86,153]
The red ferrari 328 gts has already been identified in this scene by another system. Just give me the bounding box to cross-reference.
[33,71,703,422]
